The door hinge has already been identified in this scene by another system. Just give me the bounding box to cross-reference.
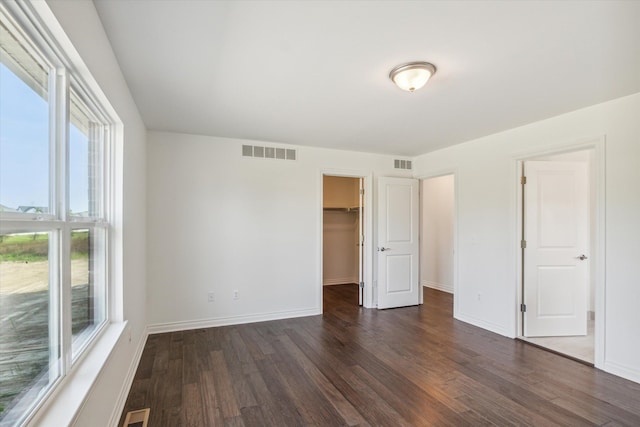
[359,188,364,195]
[521,176,527,185]
[359,282,364,288]
[520,240,527,249]
[520,303,527,312]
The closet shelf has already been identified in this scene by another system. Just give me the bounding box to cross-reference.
[323,207,360,213]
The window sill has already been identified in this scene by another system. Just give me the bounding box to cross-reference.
[27,321,127,427]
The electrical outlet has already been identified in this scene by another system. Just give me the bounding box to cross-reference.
[477,293,482,301]
[233,290,239,300]
[208,292,215,302]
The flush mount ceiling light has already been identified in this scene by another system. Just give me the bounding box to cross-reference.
[389,61,437,92]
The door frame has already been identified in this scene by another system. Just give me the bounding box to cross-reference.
[514,136,606,368]
[416,170,459,318]
[319,169,374,309]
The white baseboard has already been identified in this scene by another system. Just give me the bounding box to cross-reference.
[323,277,358,286]
[107,327,149,427]
[421,280,453,294]
[604,360,640,385]
[455,312,512,338]
[147,307,320,335]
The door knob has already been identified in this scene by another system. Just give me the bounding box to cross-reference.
[379,247,390,252]
[578,254,588,260]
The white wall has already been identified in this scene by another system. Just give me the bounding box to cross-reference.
[44,1,148,426]
[413,93,640,383]
[420,175,454,293]
[147,131,409,327]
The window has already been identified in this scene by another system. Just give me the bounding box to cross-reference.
[0,4,113,425]
[0,22,50,215]
[70,227,106,357]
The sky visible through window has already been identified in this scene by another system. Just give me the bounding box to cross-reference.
[1,62,89,214]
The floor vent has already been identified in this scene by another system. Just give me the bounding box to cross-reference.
[123,408,150,427]
[394,159,412,170]
[242,144,296,161]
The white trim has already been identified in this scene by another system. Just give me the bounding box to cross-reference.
[26,322,126,427]
[106,327,149,427]
[27,1,120,123]
[604,360,640,385]
[593,138,606,369]
[455,313,512,338]
[511,135,605,160]
[323,277,359,286]
[148,308,320,335]
[421,280,453,294]
[110,122,125,324]
[513,136,606,368]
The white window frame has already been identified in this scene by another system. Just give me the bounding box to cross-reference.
[0,2,120,426]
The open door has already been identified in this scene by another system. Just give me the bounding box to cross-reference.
[358,177,364,306]
[377,177,419,309]
[523,161,589,337]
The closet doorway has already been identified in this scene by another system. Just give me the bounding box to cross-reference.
[322,175,364,308]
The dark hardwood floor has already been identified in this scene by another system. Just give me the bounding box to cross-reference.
[119,285,640,426]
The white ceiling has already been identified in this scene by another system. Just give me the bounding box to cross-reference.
[94,0,640,156]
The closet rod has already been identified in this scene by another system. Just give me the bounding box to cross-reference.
[323,207,360,213]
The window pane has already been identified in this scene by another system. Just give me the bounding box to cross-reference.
[0,21,50,214]
[0,231,60,424]
[71,228,106,357]
[69,91,102,218]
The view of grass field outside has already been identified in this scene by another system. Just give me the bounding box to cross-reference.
[2,9,109,424]
[0,231,94,417]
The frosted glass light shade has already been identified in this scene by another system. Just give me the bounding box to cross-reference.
[389,62,436,92]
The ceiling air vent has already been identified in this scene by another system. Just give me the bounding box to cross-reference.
[394,159,412,170]
[242,145,296,161]
[122,408,150,427]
